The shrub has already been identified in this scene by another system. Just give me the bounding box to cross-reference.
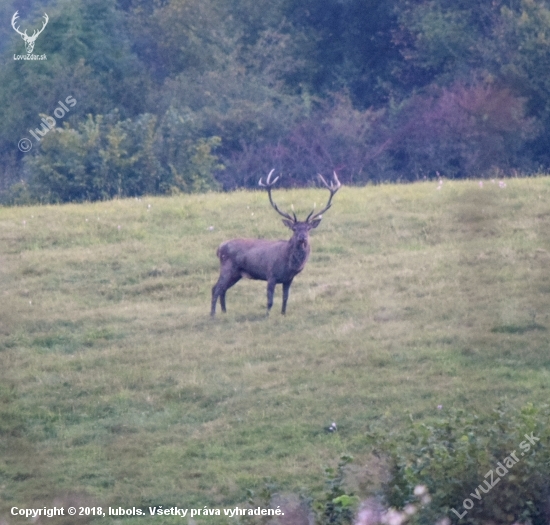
[242,456,359,525]
[367,403,550,525]
[385,82,537,180]
[22,110,222,203]
[222,93,387,188]
[222,82,537,188]
[314,455,360,525]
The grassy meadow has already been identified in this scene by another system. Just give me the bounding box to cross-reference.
[1,178,550,523]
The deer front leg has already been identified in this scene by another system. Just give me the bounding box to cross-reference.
[266,278,277,315]
[282,279,293,314]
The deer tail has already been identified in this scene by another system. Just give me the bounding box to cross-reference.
[216,241,228,260]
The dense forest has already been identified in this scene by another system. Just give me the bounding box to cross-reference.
[1,0,550,203]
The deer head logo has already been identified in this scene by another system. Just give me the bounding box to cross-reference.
[11,11,49,54]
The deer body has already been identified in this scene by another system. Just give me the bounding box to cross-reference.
[218,237,309,282]
[211,171,340,316]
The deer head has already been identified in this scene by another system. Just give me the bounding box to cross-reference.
[12,11,49,54]
[258,169,341,245]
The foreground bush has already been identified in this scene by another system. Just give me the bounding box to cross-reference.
[368,404,550,525]
[234,405,549,525]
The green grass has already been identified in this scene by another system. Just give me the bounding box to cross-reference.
[1,178,550,523]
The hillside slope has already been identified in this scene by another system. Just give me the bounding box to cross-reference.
[1,178,550,522]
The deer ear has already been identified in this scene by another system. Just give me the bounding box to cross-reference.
[282,219,295,230]
[309,218,322,229]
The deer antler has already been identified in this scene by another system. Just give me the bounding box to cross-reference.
[31,13,49,39]
[306,171,342,222]
[259,169,296,222]
[11,11,48,49]
[11,11,26,37]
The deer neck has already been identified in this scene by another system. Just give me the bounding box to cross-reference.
[287,236,310,272]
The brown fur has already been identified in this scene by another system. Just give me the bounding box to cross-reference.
[210,170,340,316]
[210,220,320,316]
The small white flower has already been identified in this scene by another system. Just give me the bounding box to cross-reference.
[479,181,483,188]
[208,226,214,231]
[117,225,121,230]
[436,518,451,525]
[382,509,405,525]
[355,500,384,525]
[404,504,417,516]
[437,404,443,410]
[421,494,432,505]
[413,485,427,497]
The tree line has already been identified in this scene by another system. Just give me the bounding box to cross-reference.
[1,0,549,204]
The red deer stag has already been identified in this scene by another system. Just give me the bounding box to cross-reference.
[211,170,341,316]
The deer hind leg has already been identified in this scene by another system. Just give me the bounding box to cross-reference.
[211,267,241,316]
[220,274,241,312]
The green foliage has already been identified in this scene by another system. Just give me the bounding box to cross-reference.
[125,0,239,78]
[313,456,360,525]
[22,110,222,203]
[242,457,359,525]
[496,0,550,163]
[224,93,386,187]
[0,180,34,206]
[4,0,550,199]
[240,483,281,525]
[384,82,537,179]
[369,404,550,525]
[394,0,496,83]
[282,0,402,106]
[392,0,550,169]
